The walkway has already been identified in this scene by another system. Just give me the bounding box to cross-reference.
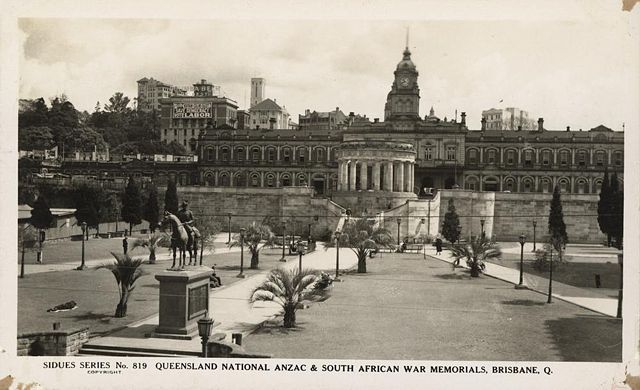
[81,245,358,355]
[423,246,618,317]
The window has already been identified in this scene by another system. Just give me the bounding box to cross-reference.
[559,151,569,166]
[298,148,306,163]
[183,139,186,146]
[252,148,260,161]
[174,129,177,136]
[487,150,496,164]
[164,129,167,137]
[614,151,622,166]
[316,148,324,161]
[577,151,586,166]
[250,175,260,187]
[237,148,244,161]
[507,150,515,165]
[524,150,533,167]
[184,129,187,137]
[542,150,550,165]
[206,148,214,161]
[283,148,291,163]
[559,180,569,193]
[577,180,586,194]
[446,146,456,161]
[541,180,551,193]
[468,149,477,163]
[266,175,275,187]
[505,180,515,192]
[267,148,276,162]
[424,147,433,161]
[523,180,533,192]
[595,151,605,166]
[221,148,229,161]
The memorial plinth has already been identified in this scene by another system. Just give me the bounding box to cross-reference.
[154,267,213,339]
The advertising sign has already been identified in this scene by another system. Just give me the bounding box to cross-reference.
[172,102,212,118]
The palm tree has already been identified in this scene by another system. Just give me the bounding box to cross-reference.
[197,216,222,265]
[131,233,168,264]
[325,218,393,273]
[250,268,331,328]
[449,235,502,277]
[229,222,276,269]
[98,252,144,317]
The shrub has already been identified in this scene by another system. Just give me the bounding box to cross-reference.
[532,243,565,271]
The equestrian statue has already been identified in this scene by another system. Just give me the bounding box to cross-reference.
[162,200,201,269]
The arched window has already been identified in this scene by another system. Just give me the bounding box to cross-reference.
[250,173,260,187]
[505,178,515,192]
[522,178,533,192]
[468,149,477,164]
[613,151,623,166]
[594,179,603,193]
[576,179,587,194]
[486,149,496,164]
[206,148,215,161]
[595,151,605,166]
[577,150,587,166]
[558,178,569,193]
[265,174,275,187]
[204,173,214,186]
[541,150,551,166]
[559,150,569,166]
[220,147,230,161]
[506,150,516,165]
[523,150,533,167]
[540,178,551,193]
[465,177,479,191]
[236,147,245,162]
[315,148,324,162]
[235,172,246,187]
[219,173,230,186]
[281,174,291,186]
[282,147,291,163]
[297,147,306,163]
[251,147,261,162]
[267,147,276,162]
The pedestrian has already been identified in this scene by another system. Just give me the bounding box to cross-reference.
[435,236,443,255]
[123,236,128,254]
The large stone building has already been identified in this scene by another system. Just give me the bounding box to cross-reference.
[137,77,187,112]
[482,107,536,130]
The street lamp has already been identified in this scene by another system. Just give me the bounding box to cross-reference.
[226,213,232,244]
[616,252,623,318]
[237,228,246,278]
[480,219,485,237]
[516,234,526,289]
[334,231,342,280]
[421,218,426,259]
[396,218,402,246]
[297,240,305,272]
[547,244,553,304]
[279,221,286,262]
[197,312,214,358]
[532,221,537,252]
[76,222,87,270]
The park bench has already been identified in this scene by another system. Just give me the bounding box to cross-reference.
[404,244,423,253]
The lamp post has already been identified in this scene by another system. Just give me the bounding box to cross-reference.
[334,231,342,280]
[616,252,623,318]
[421,218,426,259]
[76,222,87,270]
[297,240,305,272]
[197,312,214,358]
[547,244,553,304]
[226,213,232,244]
[516,234,526,289]
[280,221,286,262]
[532,221,537,252]
[237,228,246,278]
[396,218,402,246]
[480,219,485,237]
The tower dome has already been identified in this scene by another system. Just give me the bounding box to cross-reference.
[396,47,416,70]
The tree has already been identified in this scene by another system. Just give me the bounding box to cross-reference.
[121,176,143,235]
[229,222,276,269]
[143,186,160,233]
[60,126,108,152]
[164,179,179,214]
[610,173,623,249]
[250,268,331,328]
[30,195,54,263]
[131,233,168,264]
[98,252,144,317]
[548,185,568,253]
[197,216,223,265]
[47,97,79,145]
[166,140,188,156]
[19,98,49,129]
[19,126,55,150]
[325,218,393,273]
[597,168,612,246]
[442,198,461,244]
[74,185,105,236]
[449,235,502,277]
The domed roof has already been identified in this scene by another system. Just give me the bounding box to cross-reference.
[396,47,416,70]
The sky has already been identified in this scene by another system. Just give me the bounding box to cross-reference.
[18,14,639,132]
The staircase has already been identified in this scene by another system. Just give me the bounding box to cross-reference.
[78,343,200,357]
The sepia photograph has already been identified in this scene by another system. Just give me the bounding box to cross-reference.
[2,1,639,389]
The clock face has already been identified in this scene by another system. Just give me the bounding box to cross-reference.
[400,77,410,87]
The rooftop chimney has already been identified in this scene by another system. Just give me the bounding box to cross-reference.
[374,118,379,123]
[336,107,339,112]
[538,118,544,131]
[349,112,354,116]
[517,125,522,131]
[460,112,466,125]
[481,117,486,131]
[566,126,570,131]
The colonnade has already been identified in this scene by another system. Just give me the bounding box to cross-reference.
[337,160,414,192]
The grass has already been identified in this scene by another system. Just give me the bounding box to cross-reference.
[243,254,621,361]
[17,247,287,337]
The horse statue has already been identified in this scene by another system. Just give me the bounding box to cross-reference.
[161,211,201,269]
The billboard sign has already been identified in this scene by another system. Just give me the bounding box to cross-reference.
[172,102,212,118]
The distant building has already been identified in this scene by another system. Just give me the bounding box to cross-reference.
[248,98,291,130]
[250,78,266,108]
[482,107,536,130]
[159,79,239,152]
[137,77,187,112]
[237,110,251,130]
[298,107,349,130]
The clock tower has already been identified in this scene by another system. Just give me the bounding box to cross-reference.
[384,46,420,121]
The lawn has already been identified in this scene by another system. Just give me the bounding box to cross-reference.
[243,254,621,361]
[17,247,288,337]
[489,255,621,290]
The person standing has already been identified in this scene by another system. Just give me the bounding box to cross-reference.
[435,236,443,255]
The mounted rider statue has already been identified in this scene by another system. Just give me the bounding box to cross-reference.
[176,200,195,246]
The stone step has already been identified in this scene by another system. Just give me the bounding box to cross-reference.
[80,342,201,358]
[78,346,196,358]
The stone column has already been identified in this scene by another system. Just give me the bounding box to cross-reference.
[349,161,357,191]
[360,161,368,191]
[403,162,410,192]
[337,161,344,191]
[396,161,404,192]
[372,162,381,191]
[383,161,393,191]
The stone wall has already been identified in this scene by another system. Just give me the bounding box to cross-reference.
[17,327,89,356]
[437,190,605,243]
[175,186,346,236]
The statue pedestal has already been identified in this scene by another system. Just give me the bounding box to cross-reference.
[153,267,213,340]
